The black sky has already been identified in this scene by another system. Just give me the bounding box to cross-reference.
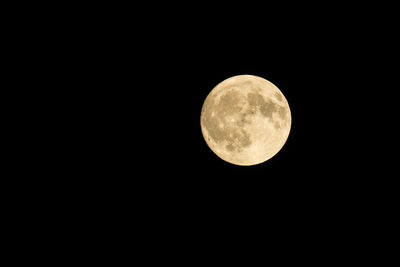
[80,24,377,211]
[3,2,398,264]
[68,5,394,202]
[34,4,396,256]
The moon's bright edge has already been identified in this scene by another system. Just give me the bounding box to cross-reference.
[200,75,291,166]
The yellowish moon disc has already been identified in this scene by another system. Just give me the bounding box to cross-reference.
[200,75,291,166]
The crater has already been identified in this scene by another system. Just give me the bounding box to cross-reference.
[203,116,226,143]
[202,96,252,152]
[247,91,280,119]
[236,113,252,127]
[247,91,265,107]
[236,129,251,147]
[274,92,283,102]
[226,143,235,152]
[202,99,226,144]
[224,128,252,153]
[237,80,253,89]
[277,106,287,119]
[260,100,278,118]
[218,89,243,116]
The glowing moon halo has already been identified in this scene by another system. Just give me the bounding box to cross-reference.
[200,75,291,166]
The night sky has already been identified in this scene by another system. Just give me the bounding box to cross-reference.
[80,10,390,212]
[41,4,395,258]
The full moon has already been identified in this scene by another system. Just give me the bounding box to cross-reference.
[200,75,291,166]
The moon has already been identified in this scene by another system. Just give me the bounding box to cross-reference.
[200,75,291,166]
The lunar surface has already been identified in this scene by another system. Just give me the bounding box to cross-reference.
[200,75,291,166]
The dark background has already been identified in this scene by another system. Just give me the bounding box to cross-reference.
[10,2,396,259]
[60,4,392,222]
[66,6,394,244]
